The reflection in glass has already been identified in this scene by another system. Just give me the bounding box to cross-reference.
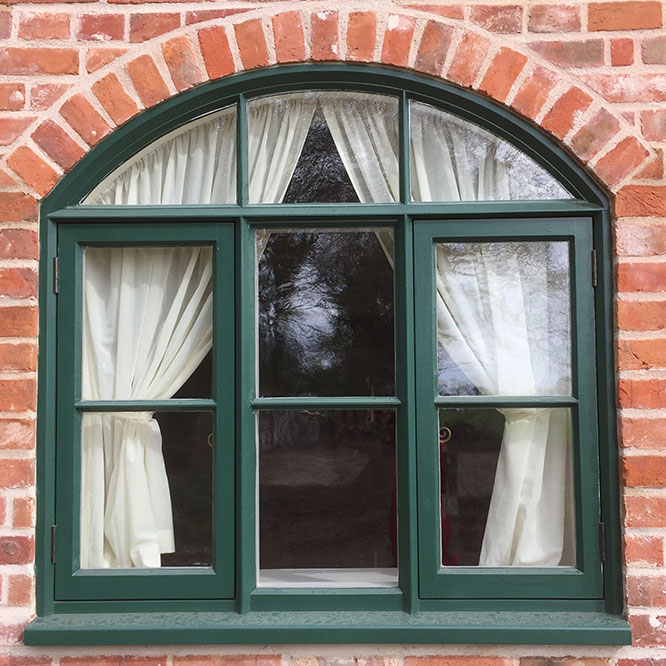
[436,241,571,396]
[249,92,399,203]
[258,409,397,587]
[257,229,395,397]
[438,408,575,567]
[80,411,213,568]
[410,101,573,201]
[84,106,236,205]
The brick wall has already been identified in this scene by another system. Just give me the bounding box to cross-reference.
[0,0,665,661]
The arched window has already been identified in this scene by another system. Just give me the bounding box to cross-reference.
[29,66,628,646]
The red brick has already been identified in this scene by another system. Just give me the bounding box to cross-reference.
[162,36,205,92]
[86,47,127,73]
[127,55,170,107]
[594,136,650,187]
[624,454,666,486]
[520,660,609,666]
[642,110,666,142]
[620,379,666,409]
[346,11,376,63]
[7,574,33,606]
[530,40,604,68]
[0,458,33,487]
[0,117,35,146]
[407,659,515,666]
[407,5,464,19]
[0,84,25,111]
[0,419,35,449]
[30,83,71,111]
[0,170,17,187]
[271,12,305,64]
[173,659,281,666]
[0,624,27,645]
[570,108,620,162]
[447,32,490,88]
[471,5,522,33]
[636,150,665,179]
[0,47,78,75]
[625,495,666,527]
[0,11,11,38]
[381,14,415,68]
[618,261,666,293]
[18,13,69,40]
[415,21,453,76]
[186,9,250,24]
[7,146,58,197]
[625,536,664,566]
[616,222,666,257]
[628,575,666,607]
[617,186,666,216]
[12,496,34,527]
[589,1,662,30]
[542,87,593,140]
[528,5,581,32]
[130,12,179,43]
[0,230,37,261]
[618,300,666,331]
[0,343,37,372]
[63,660,167,666]
[0,536,33,564]
[234,19,269,70]
[0,193,37,222]
[582,73,666,103]
[0,378,35,411]
[611,38,634,66]
[0,496,5,525]
[0,268,37,299]
[32,120,84,170]
[92,73,139,125]
[78,14,124,41]
[480,47,527,103]
[631,613,666,646]
[621,417,666,448]
[618,660,666,666]
[644,36,666,64]
[511,66,559,120]
[311,11,338,61]
[197,26,234,80]
[60,94,110,146]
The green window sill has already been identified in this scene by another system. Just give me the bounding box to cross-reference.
[24,610,631,645]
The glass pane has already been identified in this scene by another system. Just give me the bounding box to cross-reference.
[82,246,213,400]
[436,241,571,396]
[438,408,575,567]
[258,228,395,397]
[410,101,573,201]
[258,409,397,587]
[80,411,213,568]
[84,106,236,204]
[249,92,398,203]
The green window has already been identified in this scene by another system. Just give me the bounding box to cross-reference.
[28,66,629,646]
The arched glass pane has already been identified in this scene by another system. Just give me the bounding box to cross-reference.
[84,105,236,205]
[411,101,573,201]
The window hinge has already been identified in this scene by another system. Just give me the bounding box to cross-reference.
[591,249,598,288]
[53,257,59,294]
[51,525,57,564]
[599,521,606,563]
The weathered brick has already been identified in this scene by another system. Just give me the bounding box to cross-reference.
[86,47,127,73]
[0,268,37,299]
[0,378,36,411]
[616,222,666,257]
[0,117,35,146]
[415,21,453,76]
[644,36,666,64]
[625,495,666,527]
[92,73,139,125]
[582,73,666,103]
[0,10,11,38]
[0,193,37,222]
[407,659,516,666]
[63,659,167,666]
[0,496,5,525]
[162,36,205,92]
[570,108,620,162]
[0,343,37,373]
[630,613,666,646]
[7,574,34,606]
[60,93,110,146]
[272,12,305,64]
[521,659,609,666]
[381,14,415,68]
[7,147,59,197]
[234,19,269,70]
[311,11,338,61]
[0,84,25,111]
[127,55,171,107]
[0,230,37,261]
[30,83,71,111]
[617,186,666,217]
[0,47,78,75]
[471,5,522,33]
[0,536,33,564]
[530,40,604,68]
[175,658,280,666]
[511,66,559,120]
[32,119,84,170]
[636,150,665,179]
[18,13,69,40]
[642,110,666,141]
[618,261,666,293]
[542,87,593,140]
[480,47,527,103]
[0,458,33,487]
[12,496,34,527]
[0,419,35,449]
[528,5,581,32]
[621,418,666,448]
[594,136,650,186]
[0,171,17,187]
[130,12,179,43]
[611,38,634,66]
[447,32,490,88]
[346,11,376,63]
[405,5,464,19]
[589,1,662,30]
[624,453,666,485]
[625,537,664,567]
[78,14,124,41]
[186,9,250,24]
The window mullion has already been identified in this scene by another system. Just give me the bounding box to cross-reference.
[238,94,248,208]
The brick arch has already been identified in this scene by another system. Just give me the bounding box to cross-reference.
[0,5,656,210]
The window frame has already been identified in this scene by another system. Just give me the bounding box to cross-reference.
[28,64,628,645]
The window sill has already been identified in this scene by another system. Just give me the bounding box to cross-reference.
[24,610,631,645]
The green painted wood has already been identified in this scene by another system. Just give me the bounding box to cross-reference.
[76,400,216,411]
[251,397,401,409]
[434,396,578,407]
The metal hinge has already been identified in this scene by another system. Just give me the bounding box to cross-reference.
[591,249,598,288]
[599,521,606,563]
[53,257,59,294]
[51,525,57,564]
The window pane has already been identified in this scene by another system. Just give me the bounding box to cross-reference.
[80,411,213,568]
[258,409,397,587]
[438,408,575,567]
[258,229,395,397]
[249,92,398,203]
[82,246,213,400]
[410,101,573,201]
[84,106,236,205]
[436,241,571,396]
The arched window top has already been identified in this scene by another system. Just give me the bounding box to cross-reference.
[84,90,573,206]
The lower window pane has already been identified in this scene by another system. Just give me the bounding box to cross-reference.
[258,409,397,587]
[438,408,575,567]
[80,411,213,569]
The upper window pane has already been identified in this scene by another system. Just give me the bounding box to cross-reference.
[410,101,573,201]
[248,92,399,204]
[84,106,236,205]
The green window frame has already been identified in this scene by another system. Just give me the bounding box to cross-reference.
[27,65,630,646]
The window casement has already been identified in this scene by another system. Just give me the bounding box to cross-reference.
[28,65,629,646]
